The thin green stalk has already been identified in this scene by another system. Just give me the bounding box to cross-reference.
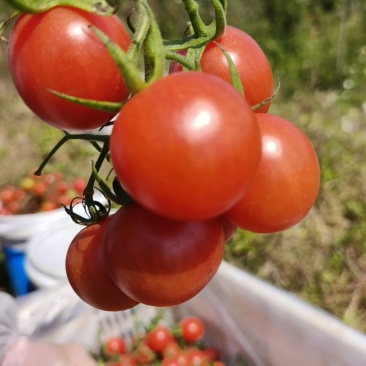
[181,0,209,37]
[34,132,109,176]
[3,0,115,15]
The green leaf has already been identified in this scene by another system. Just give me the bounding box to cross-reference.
[3,0,117,15]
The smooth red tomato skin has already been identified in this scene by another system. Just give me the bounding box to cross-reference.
[105,337,126,356]
[8,6,131,131]
[225,113,320,233]
[145,325,174,353]
[170,26,273,113]
[65,217,139,311]
[110,71,261,221]
[103,204,225,306]
[179,316,205,342]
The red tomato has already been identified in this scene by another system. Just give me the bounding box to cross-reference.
[56,181,69,194]
[202,347,221,361]
[184,349,209,366]
[8,6,131,131]
[179,316,205,342]
[103,203,225,306]
[32,181,48,197]
[40,200,58,212]
[162,356,186,366]
[65,217,139,311]
[110,71,261,221]
[170,26,273,113]
[73,178,86,194]
[145,325,174,353]
[162,341,182,359]
[225,113,320,233]
[130,342,155,365]
[0,186,15,204]
[105,336,126,357]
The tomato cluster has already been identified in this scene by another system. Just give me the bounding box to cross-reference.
[3,1,320,310]
[0,170,86,215]
[98,316,224,366]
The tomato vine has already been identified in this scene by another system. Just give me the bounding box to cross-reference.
[0,0,320,310]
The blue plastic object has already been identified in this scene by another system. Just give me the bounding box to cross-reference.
[2,243,34,296]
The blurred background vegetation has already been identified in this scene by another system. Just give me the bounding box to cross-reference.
[1,0,366,332]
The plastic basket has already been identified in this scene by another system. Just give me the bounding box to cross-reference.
[15,261,366,366]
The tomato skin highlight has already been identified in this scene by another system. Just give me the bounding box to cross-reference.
[179,316,205,342]
[145,325,174,353]
[103,204,225,307]
[110,71,262,221]
[224,113,320,233]
[65,217,139,311]
[170,26,273,113]
[105,337,127,356]
[8,6,131,131]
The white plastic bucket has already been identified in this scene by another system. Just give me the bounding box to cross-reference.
[0,193,108,295]
[24,218,83,289]
[15,261,366,366]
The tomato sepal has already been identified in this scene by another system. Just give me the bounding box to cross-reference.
[49,90,124,114]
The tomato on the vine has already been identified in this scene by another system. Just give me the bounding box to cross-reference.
[105,337,127,357]
[110,71,261,221]
[8,6,131,131]
[103,203,225,306]
[65,217,139,311]
[170,26,273,113]
[179,316,205,342]
[145,325,174,353]
[224,113,320,233]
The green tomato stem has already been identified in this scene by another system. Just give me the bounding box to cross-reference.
[127,3,150,62]
[181,0,209,37]
[139,0,166,84]
[2,0,116,15]
[91,26,147,94]
[34,132,109,177]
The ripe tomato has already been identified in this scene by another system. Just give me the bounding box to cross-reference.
[184,348,209,366]
[225,113,320,233]
[8,6,131,131]
[65,217,139,311]
[202,347,221,362]
[105,336,126,357]
[110,71,261,221]
[145,325,174,353]
[162,341,182,359]
[73,178,86,194]
[103,203,225,306]
[179,316,205,342]
[170,26,273,113]
[130,342,155,365]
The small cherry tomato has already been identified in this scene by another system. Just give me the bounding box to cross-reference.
[8,6,131,130]
[225,113,320,233]
[103,204,225,306]
[145,325,174,353]
[105,336,126,357]
[110,71,261,221]
[65,217,139,311]
[179,316,205,342]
